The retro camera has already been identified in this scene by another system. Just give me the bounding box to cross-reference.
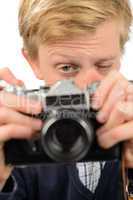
[4,80,121,165]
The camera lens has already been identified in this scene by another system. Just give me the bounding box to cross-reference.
[52,119,82,150]
[41,112,94,162]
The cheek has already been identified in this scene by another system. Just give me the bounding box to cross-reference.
[40,67,63,85]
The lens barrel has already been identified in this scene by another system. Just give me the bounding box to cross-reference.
[41,110,94,162]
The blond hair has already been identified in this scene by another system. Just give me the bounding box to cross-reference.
[18,0,132,58]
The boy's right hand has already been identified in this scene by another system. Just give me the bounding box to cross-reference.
[0,67,43,189]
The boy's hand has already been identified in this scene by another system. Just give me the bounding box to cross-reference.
[91,70,133,168]
[0,67,43,187]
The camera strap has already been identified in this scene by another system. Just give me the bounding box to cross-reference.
[121,157,133,200]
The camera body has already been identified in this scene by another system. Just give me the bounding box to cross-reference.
[4,80,121,165]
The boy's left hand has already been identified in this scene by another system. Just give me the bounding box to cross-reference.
[91,70,133,168]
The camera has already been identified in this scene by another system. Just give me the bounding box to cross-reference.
[4,80,121,165]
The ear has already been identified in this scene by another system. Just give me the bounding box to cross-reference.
[22,48,43,80]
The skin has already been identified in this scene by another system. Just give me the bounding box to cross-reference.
[26,20,121,85]
[0,19,133,188]
[23,20,133,167]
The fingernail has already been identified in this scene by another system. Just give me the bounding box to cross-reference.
[96,112,106,123]
[91,94,101,110]
[91,101,100,110]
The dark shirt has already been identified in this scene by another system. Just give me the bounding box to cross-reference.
[0,161,123,200]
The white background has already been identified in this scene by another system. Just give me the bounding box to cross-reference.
[0,0,133,88]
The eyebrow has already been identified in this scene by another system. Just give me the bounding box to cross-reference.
[95,56,117,63]
[50,53,76,60]
[50,53,116,63]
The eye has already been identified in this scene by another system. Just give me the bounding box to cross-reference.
[56,64,80,74]
[97,64,112,69]
[96,64,113,73]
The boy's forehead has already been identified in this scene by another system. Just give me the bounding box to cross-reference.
[40,20,120,52]
[38,20,120,61]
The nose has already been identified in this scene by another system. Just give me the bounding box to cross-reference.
[74,68,103,89]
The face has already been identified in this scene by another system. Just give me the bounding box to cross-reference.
[24,20,122,88]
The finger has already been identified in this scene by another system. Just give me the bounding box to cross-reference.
[126,83,133,101]
[0,67,24,86]
[0,107,43,130]
[0,91,42,115]
[97,101,126,133]
[98,99,133,133]
[97,120,133,148]
[117,101,133,121]
[92,70,125,110]
[126,83,133,95]
[127,95,133,101]
[96,80,127,123]
[0,124,40,142]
